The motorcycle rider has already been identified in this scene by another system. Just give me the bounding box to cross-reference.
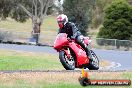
[57,14,93,60]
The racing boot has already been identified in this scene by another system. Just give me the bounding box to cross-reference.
[81,43,93,61]
[85,48,93,61]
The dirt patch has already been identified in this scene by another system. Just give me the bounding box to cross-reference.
[0,71,131,86]
[0,72,80,85]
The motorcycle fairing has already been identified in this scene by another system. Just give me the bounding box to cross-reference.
[68,42,89,66]
[54,33,69,51]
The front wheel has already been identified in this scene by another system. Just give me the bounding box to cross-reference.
[59,50,75,70]
[88,50,99,70]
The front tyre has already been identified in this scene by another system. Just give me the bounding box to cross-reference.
[59,50,75,70]
[88,50,99,70]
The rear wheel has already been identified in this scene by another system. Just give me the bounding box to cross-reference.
[59,50,75,70]
[88,50,99,70]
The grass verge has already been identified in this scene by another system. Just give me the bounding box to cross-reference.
[0,49,63,70]
[0,49,110,70]
[0,16,58,32]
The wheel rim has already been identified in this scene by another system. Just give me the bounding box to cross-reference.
[64,55,75,68]
[90,51,99,67]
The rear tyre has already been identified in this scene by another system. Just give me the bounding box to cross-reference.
[88,50,99,70]
[59,50,75,70]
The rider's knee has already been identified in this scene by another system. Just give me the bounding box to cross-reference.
[76,35,84,43]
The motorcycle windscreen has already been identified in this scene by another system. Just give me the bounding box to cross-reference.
[54,33,69,50]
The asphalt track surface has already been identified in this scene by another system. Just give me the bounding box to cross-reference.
[0,44,132,71]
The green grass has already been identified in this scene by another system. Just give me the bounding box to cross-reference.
[0,49,110,70]
[0,81,131,88]
[0,49,63,70]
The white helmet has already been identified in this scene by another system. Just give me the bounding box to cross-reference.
[57,14,68,29]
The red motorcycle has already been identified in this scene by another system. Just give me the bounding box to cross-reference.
[53,33,99,70]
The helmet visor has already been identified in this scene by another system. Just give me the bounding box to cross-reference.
[58,21,65,29]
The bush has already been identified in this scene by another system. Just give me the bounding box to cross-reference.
[97,0,132,40]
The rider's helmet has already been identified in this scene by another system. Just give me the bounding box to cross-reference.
[57,14,68,29]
